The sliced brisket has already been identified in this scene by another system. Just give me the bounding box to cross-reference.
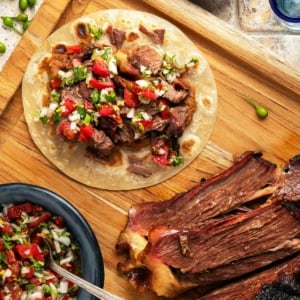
[116,152,300,298]
[121,151,277,237]
[196,255,300,300]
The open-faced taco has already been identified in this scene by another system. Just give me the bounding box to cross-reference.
[22,9,217,190]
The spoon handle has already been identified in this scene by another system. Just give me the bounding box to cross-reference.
[50,261,123,300]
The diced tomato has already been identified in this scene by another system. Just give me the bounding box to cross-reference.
[61,99,76,117]
[5,249,16,264]
[23,266,35,278]
[92,60,109,77]
[98,104,115,116]
[124,89,139,108]
[53,216,65,228]
[60,121,77,140]
[0,238,5,250]
[1,223,13,235]
[78,125,94,142]
[113,115,123,125]
[89,78,114,90]
[7,202,33,219]
[29,211,51,228]
[29,244,44,261]
[66,44,84,54]
[136,119,153,131]
[83,99,94,111]
[10,261,21,276]
[158,99,169,119]
[29,277,42,285]
[139,87,157,100]
[152,152,170,166]
[151,138,170,166]
[15,244,44,261]
[50,76,62,89]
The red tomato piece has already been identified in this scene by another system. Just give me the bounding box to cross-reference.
[89,78,114,90]
[60,121,77,140]
[98,104,115,116]
[124,89,139,108]
[158,99,169,119]
[78,125,94,142]
[15,244,44,261]
[136,120,153,131]
[92,60,109,77]
[1,223,13,234]
[10,261,21,276]
[29,211,51,228]
[140,88,157,100]
[61,99,76,117]
[66,44,84,54]
[152,152,170,166]
[5,249,16,264]
[53,216,65,228]
[7,202,33,219]
[50,76,62,89]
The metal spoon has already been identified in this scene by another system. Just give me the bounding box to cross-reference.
[43,239,124,300]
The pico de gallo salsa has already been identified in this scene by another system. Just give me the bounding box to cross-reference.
[0,202,80,300]
[36,22,199,172]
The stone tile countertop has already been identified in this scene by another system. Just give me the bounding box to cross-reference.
[191,0,300,71]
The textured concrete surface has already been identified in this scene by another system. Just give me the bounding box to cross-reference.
[0,0,43,72]
[191,0,300,70]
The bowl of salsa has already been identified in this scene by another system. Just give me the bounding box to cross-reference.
[0,183,104,300]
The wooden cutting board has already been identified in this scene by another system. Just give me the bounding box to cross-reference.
[0,0,299,299]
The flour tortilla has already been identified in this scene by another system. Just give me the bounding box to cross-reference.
[22,9,217,190]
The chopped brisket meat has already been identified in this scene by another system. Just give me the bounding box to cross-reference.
[107,26,126,49]
[87,129,114,157]
[116,152,300,298]
[139,24,165,44]
[127,155,152,178]
[61,86,82,103]
[127,164,152,178]
[166,106,188,138]
[115,120,135,144]
[115,50,141,78]
[151,117,169,132]
[127,45,163,75]
[163,80,189,103]
[77,81,91,99]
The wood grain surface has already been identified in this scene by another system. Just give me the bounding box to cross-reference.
[0,0,299,299]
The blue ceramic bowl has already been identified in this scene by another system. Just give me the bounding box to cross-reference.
[0,183,104,300]
[269,0,300,31]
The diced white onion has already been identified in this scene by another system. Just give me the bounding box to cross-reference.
[60,255,73,266]
[58,279,69,293]
[135,79,149,88]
